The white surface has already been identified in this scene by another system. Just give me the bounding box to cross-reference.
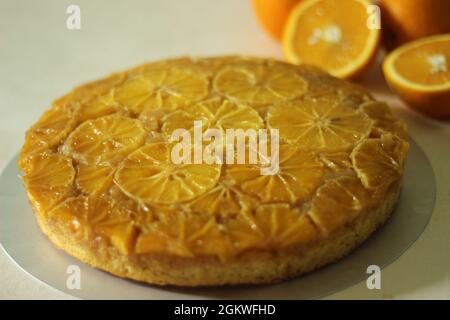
[0,0,449,300]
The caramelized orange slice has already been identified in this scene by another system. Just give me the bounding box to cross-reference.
[76,163,115,195]
[227,145,324,204]
[77,92,119,122]
[267,99,372,150]
[188,180,258,217]
[136,209,233,260]
[114,142,221,204]
[114,69,209,114]
[361,101,408,139]
[213,63,307,104]
[308,175,369,234]
[226,204,318,252]
[161,99,263,137]
[63,115,145,165]
[351,134,409,195]
[19,106,77,166]
[22,153,75,211]
[49,195,136,254]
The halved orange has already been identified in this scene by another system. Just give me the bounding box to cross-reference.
[282,0,381,79]
[383,34,450,119]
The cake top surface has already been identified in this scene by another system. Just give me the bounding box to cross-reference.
[19,56,409,260]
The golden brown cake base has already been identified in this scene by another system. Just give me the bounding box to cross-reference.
[33,183,400,287]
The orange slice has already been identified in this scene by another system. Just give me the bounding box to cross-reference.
[63,115,146,165]
[225,204,318,251]
[77,92,119,122]
[19,105,77,167]
[308,175,368,234]
[283,0,381,79]
[114,142,222,205]
[361,101,408,139]
[267,99,372,150]
[52,73,125,108]
[319,151,352,172]
[161,99,263,137]
[383,34,450,118]
[250,204,318,247]
[226,145,324,204]
[49,195,136,254]
[136,208,233,259]
[22,153,75,211]
[76,163,115,195]
[114,68,209,115]
[188,180,258,217]
[213,63,307,104]
[351,134,409,197]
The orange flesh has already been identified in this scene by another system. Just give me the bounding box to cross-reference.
[292,0,370,70]
[394,39,450,85]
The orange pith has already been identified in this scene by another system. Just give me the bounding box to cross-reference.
[20,57,408,261]
[283,0,380,79]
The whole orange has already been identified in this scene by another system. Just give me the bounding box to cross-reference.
[380,0,450,49]
[252,0,301,40]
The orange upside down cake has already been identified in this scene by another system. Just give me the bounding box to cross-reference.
[18,57,409,286]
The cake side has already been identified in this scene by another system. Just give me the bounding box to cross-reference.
[31,181,401,286]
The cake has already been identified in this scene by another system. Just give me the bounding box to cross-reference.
[18,56,409,286]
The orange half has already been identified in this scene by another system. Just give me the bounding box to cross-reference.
[282,0,380,79]
[383,34,450,118]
